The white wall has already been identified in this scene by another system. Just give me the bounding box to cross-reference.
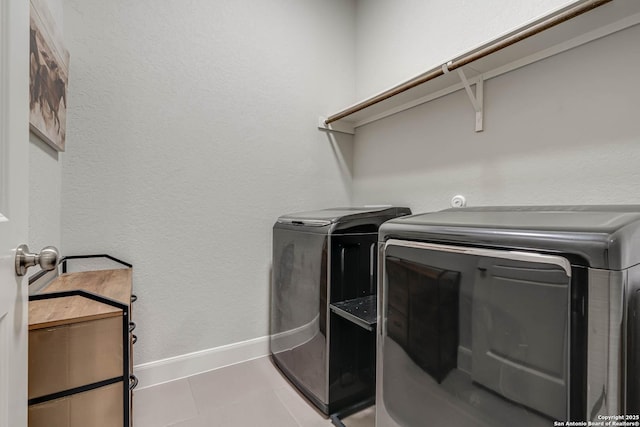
[61,0,356,364]
[355,0,574,99]
[352,4,640,213]
[56,0,640,371]
[29,136,62,250]
[29,0,64,252]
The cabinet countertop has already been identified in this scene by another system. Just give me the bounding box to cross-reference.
[29,268,132,330]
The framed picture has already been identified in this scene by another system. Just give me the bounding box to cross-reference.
[29,0,69,152]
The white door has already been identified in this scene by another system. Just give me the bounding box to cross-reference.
[0,0,31,425]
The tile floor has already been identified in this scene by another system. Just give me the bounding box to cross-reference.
[133,356,374,427]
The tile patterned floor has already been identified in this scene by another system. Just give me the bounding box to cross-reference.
[133,356,374,427]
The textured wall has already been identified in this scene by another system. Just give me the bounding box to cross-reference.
[352,16,640,212]
[355,0,573,99]
[29,136,62,251]
[61,0,356,364]
[58,0,639,368]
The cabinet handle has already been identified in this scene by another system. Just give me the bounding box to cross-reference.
[132,334,138,344]
[129,322,136,333]
[129,375,139,390]
[131,294,138,303]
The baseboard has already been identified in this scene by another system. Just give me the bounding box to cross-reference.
[133,335,270,390]
[270,314,319,353]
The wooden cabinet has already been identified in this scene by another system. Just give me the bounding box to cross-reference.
[28,257,136,427]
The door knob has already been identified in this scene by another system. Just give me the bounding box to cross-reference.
[15,244,60,276]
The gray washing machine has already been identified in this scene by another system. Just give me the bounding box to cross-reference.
[270,206,410,415]
[377,206,640,426]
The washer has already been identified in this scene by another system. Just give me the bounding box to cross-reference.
[270,206,410,415]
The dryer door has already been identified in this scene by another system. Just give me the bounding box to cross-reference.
[378,240,573,427]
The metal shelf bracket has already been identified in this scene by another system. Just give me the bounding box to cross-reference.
[443,62,484,132]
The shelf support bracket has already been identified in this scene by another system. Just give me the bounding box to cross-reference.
[452,66,484,132]
[317,116,355,135]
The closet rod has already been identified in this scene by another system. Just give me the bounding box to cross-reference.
[324,0,611,125]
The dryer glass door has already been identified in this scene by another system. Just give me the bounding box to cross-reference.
[379,240,572,427]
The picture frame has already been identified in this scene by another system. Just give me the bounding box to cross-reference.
[29,0,69,152]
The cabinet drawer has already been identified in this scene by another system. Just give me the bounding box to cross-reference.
[29,382,123,427]
[29,316,123,399]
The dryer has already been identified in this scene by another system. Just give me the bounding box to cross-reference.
[377,206,640,426]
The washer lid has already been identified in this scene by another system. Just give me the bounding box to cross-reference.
[277,206,408,227]
[380,205,640,270]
